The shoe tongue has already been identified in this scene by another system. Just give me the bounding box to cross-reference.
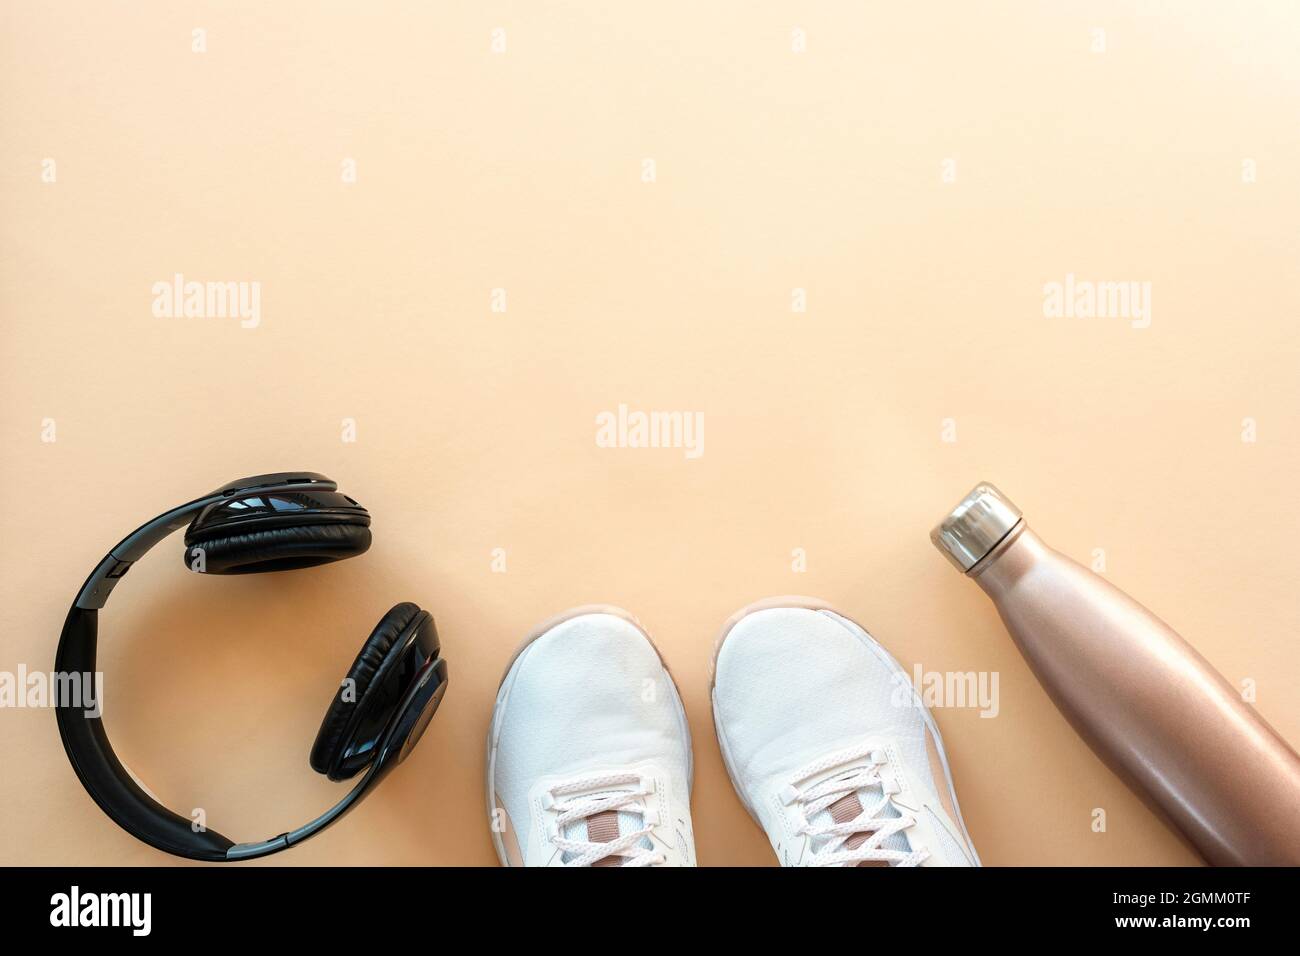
[810,773,911,867]
[560,791,649,867]
[584,810,626,868]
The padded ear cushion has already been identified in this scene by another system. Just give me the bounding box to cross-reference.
[183,522,371,575]
[310,602,423,777]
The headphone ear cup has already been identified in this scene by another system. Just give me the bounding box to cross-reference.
[183,522,371,575]
[310,602,423,780]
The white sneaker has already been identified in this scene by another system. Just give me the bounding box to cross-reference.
[486,605,696,866]
[710,597,981,867]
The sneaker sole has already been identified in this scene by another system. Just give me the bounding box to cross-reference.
[708,595,982,866]
[485,604,694,867]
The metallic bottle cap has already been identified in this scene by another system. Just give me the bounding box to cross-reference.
[931,482,1023,573]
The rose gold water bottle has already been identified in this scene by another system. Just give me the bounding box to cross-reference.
[932,482,1300,865]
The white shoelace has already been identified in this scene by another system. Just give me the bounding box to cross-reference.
[782,743,930,867]
[545,773,666,867]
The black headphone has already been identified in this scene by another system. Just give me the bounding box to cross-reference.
[54,472,449,861]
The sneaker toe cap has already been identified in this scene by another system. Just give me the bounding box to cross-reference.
[713,606,925,782]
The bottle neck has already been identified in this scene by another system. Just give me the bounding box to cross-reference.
[968,521,1047,593]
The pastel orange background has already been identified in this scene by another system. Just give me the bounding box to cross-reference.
[2,2,1298,866]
